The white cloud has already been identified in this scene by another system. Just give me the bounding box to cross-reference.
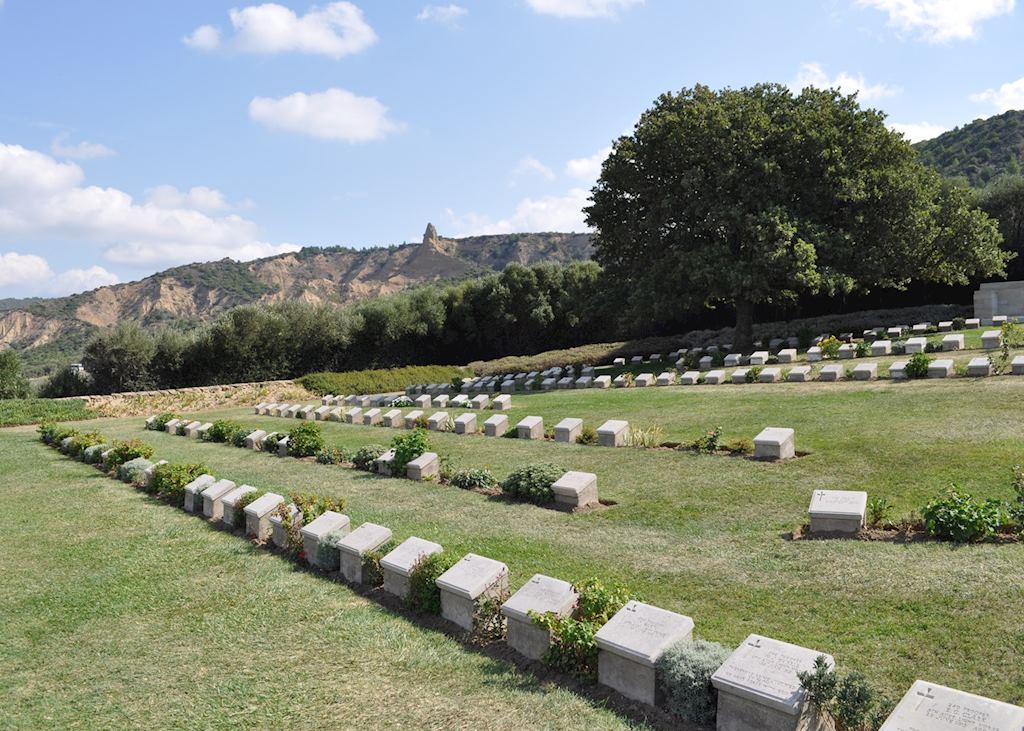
[791,62,899,102]
[184,2,376,58]
[0,142,297,271]
[889,121,949,142]
[182,24,221,50]
[856,0,1015,42]
[417,4,468,25]
[0,253,121,296]
[511,156,555,181]
[50,133,116,160]
[565,146,611,181]
[49,266,121,296]
[970,76,1024,112]
[144,185,233,212]
[446,188,590,235]
[526,0,643,18]
[0,252,53,289]
[249,88,403,142]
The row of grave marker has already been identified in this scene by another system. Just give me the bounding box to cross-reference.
[60,431,1023,731]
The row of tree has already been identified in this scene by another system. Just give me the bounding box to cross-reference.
[42,261,616,395]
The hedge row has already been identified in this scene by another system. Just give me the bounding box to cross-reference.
[298,365,470,397]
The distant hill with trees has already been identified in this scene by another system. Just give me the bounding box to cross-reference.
[915,109,1024,186]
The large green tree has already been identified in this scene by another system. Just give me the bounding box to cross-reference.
[976,175,1024,280]
[586,83,1009,349]
[0,349,31,399]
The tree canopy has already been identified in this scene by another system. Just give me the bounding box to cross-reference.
[586,83,1009,348]
[976,175,1024,280]
[0,349,31,399]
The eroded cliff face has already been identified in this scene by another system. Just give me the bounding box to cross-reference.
[0,226,593,351]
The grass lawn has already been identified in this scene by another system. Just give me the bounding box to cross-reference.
[3,375,1023,726]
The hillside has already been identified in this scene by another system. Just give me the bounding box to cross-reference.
[1,225,592,372]
[915,109,1024,186]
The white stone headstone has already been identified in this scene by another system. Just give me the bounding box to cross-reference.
[879,680,1024,731]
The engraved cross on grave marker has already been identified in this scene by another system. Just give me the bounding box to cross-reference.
[914,686,936,711]
[747,638,763,649]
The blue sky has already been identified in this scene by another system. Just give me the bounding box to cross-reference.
[1,0,1022,298]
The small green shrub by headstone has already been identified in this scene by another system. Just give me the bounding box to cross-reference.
[406,552,457,614]
[656,638,732,725]
[502,463,563,505]
[288,422,325,457]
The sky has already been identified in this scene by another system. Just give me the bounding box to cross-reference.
[1,0,1023,298]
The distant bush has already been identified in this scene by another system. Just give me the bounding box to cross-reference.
[657,639,732,725]
[352,444,387,471]
[106,439,155,471]
[315,446,349,465]
[921,487,1008,542]
[406,551,457,614]
[450,468,498,491]
[151,463,210,505]
[39,423,79,447]
[65,431,104,459]
[288,422,325,457]
[148,413,178,431]
[203,419,244,443]
[904,352,931,379]
[298,366,470,397]
[391,428,429,476]
[37,366,92,398]
[3,399,94,428]
[531,578,636,680]
[502,463,563,505]
[576,426,598,445]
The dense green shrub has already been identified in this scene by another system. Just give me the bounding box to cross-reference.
[106,439,155,471]
[118,457,154,484]
[151,463,210,505]
[82,443,110,464]
[361,540,397,587]
[657,639,732,725]
[38,422,79,445]
[502,463,563,505]
[798,656,894,731]
[921,487,1008,542]
[352,444,387,471]
[575,426,598,445]
[391,428,429,476]
[288,422,325,457]
[450,468,498,491]
[204,420,244,443]
[866,497,893,528]
[6,400,94,429]
[299,366,470,397]
[148,413,178,431]
[818,336,841,359]
[904,352,931,379]
[692,426,722,454]
[531,578,636,679]
[67,432,105,459]
[315,446,349,465]
[233,490,265,529]
[406,552,457,614]
[0,349,31,399]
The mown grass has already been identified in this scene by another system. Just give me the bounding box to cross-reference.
[0,432,648,730]
[0,398,95,427]
[37,376,1024,706]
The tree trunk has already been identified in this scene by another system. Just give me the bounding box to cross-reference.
[734,298,755,353]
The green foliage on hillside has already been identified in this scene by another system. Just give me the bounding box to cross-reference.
[0,398,94,427]
[160,259,275,300]
[916,110,1024,187]
[298,366,470,396]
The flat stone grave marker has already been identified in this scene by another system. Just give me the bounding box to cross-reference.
[852,363,877,381]
[941,334,964,351]
[806,347,822,362]
[754,427,795,460]
[870,340,891,356]
[712,634,834,731]
[613,357,626,366]
[967,357,992,377]
[554,418,583,443]
[1011,355,1024,375]
[415,394,431,409]
[201,479,238,520]
[517,415,544,440]
[501,380,516,394]
[407,452,439,481]
[551,470,598,509]
[244,429,267,449]
[164,418,182,434]
[819,364,844,382]
[634,373,655,387]
[404,410,424,428]
[705,369,726,384]
[337,522,393,584]
[451,394,469,407]
[808,489,867,534]
[749,351,769,365]
[382,408,402,427]
[575,376,594,388]
[965,317,980,329]
[270,503,300,549]
[244,492,285,540]
[777,349,797,363]
[221,485,258,528]
[454,413,477,435]
[597,419,628,447]
[928,359,954,378]
[982,330,1003,349]
[427,411,449,431]
[595,600,695,706]
[905,337,927,354]
[731,368,750,384]
[680,370,700,385]
[656,371,676,386]
[838,343,856,359]
[314,405,331,420]
[759,367,781,383]
[699,356,713,369]
[484,414,509,437]
[299,406,315,419]
[470,394,489,409]
[181,420,201,436]
[184,475,216,509]
[492,394,511,410]
[724,353,742,367]
[787,366,811,382]
[380,537,442,598]
[542,377,558,390]
[300,511,351,571]
[344,407,362,423]
[362,408,382,426]
[373,449,396,475]
[436,553,509,631]
[501,574,577,660]
[186,421,209,438]
[879,679,1024,731]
